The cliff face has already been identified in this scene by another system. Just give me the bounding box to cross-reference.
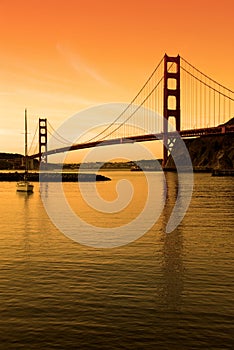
[166,133,234,171]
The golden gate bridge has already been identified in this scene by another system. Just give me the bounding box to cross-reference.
[27,54,234,167]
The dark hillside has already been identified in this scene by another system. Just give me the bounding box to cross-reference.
[166,119,234,171]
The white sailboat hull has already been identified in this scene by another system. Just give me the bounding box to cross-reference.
[16,181,34,192]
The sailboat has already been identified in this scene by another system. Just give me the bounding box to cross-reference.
[16,109,34,193]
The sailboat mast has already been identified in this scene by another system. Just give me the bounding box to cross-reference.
[25,109,28,173]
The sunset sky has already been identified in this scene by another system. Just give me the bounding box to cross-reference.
[0,0,233,159]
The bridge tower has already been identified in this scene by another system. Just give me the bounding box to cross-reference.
[39,118,48,164]
[163,54,181,167]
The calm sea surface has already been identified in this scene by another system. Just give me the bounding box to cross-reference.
[0,172,233,349]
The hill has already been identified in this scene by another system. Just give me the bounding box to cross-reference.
[0,153,23,170]
[166,120,234,171]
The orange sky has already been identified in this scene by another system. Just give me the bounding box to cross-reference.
[0,0,233,157]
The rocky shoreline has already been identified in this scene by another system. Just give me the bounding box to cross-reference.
[0,172,111,182]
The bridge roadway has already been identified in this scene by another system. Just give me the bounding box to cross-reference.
[30,124,234,159]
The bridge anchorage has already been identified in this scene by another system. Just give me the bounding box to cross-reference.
[29,54,234,168]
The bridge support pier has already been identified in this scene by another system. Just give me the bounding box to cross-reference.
[39,118,48,164]
[163,54,181,168]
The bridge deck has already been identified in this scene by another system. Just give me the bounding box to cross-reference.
[30,125,234,159]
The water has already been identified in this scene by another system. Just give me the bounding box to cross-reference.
[0,172,233,349]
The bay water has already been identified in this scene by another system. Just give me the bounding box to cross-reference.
[0,172,233,349]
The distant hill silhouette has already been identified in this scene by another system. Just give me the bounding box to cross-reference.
[0,152,23,159]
